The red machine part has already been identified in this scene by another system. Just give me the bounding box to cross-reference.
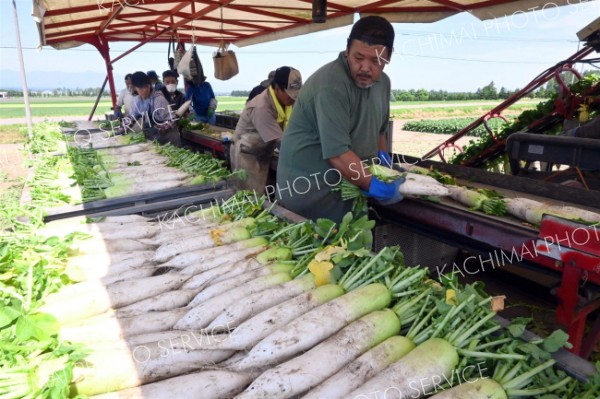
[421,46,594,165]
[536,216,600,357]
[376,199,600,358]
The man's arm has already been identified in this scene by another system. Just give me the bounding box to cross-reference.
[378,133,388,152]
[328,150,372,190]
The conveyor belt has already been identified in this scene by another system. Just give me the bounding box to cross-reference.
[376,155,600,357]
[43,181,232,222]
[404,156,600,209]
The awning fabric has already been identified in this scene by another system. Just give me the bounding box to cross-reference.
[33,0,573,49]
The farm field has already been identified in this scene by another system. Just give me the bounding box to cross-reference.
[0,96,541,120]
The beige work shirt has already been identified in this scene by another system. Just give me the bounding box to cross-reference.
[234,89,283,143]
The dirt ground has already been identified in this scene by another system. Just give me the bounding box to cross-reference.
[0,144,28,196]
[391,119,471,161]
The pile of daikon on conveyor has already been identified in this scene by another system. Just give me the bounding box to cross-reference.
[17,190,597,399]
[397,163,600,226]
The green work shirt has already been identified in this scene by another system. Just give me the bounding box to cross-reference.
[275,52,391,223]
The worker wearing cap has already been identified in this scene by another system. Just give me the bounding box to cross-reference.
[231,66,302,194]
[276,16,404,223]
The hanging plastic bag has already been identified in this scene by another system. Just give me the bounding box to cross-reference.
[213,40,239,81]
[177,45,206,85]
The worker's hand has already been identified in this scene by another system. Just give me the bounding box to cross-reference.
[364,176,405,206]
[114,109,123,119]
[377,150,393,168]
[377,150,406,173]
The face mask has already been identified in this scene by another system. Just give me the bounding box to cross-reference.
[166,84,177,93]
[128,86,135,94]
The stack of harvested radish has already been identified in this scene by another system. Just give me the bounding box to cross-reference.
[24,130,231,207]
[4,191,596,399]
[398,163,600,225]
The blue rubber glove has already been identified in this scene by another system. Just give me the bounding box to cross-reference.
[114,109,123,119]
[378,150,393,168]
[364,176,405,206]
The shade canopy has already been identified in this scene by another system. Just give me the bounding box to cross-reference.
[33,0,573,49]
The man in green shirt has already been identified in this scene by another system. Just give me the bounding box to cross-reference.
[274,16,404,222]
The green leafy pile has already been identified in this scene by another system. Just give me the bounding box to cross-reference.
[178,118,210,131]
[0,232,86,399]
[154,143,233,184]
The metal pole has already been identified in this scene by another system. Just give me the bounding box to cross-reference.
[12,0,33,139]
[89,76,108,121]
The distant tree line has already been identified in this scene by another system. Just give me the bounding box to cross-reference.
[391,81,558,102]
[230,90,250,97]
[4,70,593,100]
[0,87,111,97]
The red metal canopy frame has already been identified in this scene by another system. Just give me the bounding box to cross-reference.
[32,0,574,115]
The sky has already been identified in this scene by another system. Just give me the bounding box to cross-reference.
[0,0,599,94]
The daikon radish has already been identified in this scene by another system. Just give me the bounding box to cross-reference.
[41,274,189,323]
[144,223,219,245]
[399,179,449,197]
[65,250,156,281]
[61,308,189,343]
[235,309,401,399]
[175,272,293,330]
[179,256,260,288]
[116,289,202,318]
[126,329,225,347]
[69,344,234,396]
[186,263,292,305]
[348,338,459,399]
[304,335,415,399]
[100,266,156,286]
[206,274,316,332]
[90,370,256,399]
[36,219,159,240]
[548,205,600,223]
[232,283,391,370]
[427,379,507,399]
[153,220,256,262]
[505,198,545,223]
[179,246,289,283]
[159,237,267,268]
[110,172,190,186]
[447,185,485,208]
[70,238,153,256]
[96,142,153,155]
[212,285,345,351]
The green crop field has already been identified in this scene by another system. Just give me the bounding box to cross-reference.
[403,117,510,136]
[0,96,540,120]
